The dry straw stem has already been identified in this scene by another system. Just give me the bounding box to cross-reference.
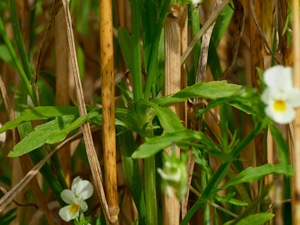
[99,0,119,222]
[0,76,55,225]
[0,125,100,213]
[60,0,112,224]
[180,0,231,65]
[180,5,190,220]
[164,4,182,225]
[249,0,265,202]
[196,0,221,84]
[55,3,71,188]
[292,0,300,224]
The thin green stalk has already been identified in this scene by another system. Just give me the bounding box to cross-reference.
[52,152,69,190]
[230,188,269,225]
[10,0,33,83]
[257,129,268,213]
[0,18,37,106]
[144,0,170,101]
[201,155,210,225]
[144,155,158,225]
[181,124,264,225]
[29,7,36,64]
[190,3,201,85]
[130,0,143,101]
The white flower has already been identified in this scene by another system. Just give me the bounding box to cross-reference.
[261,65,300,124]
[59,177,94,222]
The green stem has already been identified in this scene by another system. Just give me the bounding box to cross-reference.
[131,0,143,101]
[181,124,264,225]
[0,18,37,106]
[230,188,269,225]
[10,0,33,82]
[201,159,210,225]
[191,3,201,84]
[144,155,158,225]
[144,0,170,101]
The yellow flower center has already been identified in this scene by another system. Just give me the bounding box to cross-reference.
[274,100,286,112]
[69,203,80,214]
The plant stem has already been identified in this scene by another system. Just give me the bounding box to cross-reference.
[144,155,158,225]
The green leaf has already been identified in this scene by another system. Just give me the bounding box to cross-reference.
[224,213,274,225]
[119,128,147,225]
[268,123,289,165]
[132,129,216,159]
[214,194,248,206]
[216,164,294,192]
[8,115,78,157]
[192,147,212,179]
[173,81,242,99]
[0,105,79,133]
[46,109,100,144]
[0,45,14,69]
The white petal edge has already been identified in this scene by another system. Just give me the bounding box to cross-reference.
[71,176,82,194]
[286,89,300,107]
[59,205,79,222]
[74,180,94,199]
[61,189,76,205]
[265,104,296,124]
[78,198,88,212]
[264,66,293,90]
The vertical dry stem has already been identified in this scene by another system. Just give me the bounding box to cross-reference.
[250,0,264,201]
[100,0,119,222]
[164,4,181,225]
[292,0,300,224]
[60,0,113,224]
[55,5,71,188]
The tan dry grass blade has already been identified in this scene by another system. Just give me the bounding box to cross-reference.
[196,0,221,84]
[180,0,231,65]
[55,3,71,188]
[60,0,113,224]
[292,0,300,224]
[164,4,182,225]
[100,0,119,222]
[249,0,264,202]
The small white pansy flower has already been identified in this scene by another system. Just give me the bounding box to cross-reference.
[261,65,300,124]
[59,177,94,222]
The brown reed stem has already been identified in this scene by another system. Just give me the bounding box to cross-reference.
[250,0,264,203]
[60,0,112,223]
[292,0,300,224]
[99,0,119,223]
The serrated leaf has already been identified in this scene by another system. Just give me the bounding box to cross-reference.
[216,164,294,192]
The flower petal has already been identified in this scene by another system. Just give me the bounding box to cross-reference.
[261,87,273,104]
[71,176,82,194]
[59,205,79,222]
[264,66,293,90]
[73,180,94,199]
[61,189,76,204]
[286,89,300,107]
[78,198,88,212]
[265,103,295,124]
